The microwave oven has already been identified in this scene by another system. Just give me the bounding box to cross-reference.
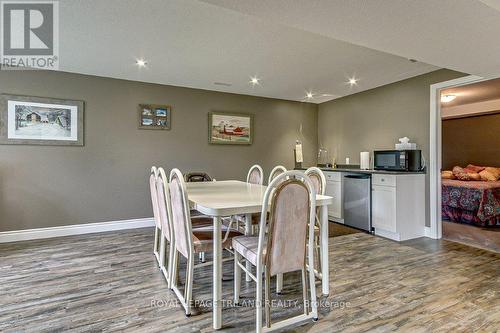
[373,150,422,171]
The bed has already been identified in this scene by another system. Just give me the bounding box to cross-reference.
[442,179,500,227]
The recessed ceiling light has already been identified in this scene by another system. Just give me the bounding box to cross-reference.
[136,59,147,67]
[250,76,260,86]
[306,92,314,99]
[348,77,358,86]
[441,94,457,103]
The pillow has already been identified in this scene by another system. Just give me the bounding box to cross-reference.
[452,166,480,181]
[479,167,500,181]
[468,172,481,181]
[464,164,485,173]
[486,167,500,178]
[441,170,455,179]
[452,166,468,180]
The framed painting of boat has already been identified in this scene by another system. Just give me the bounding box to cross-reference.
[208,111,253,145]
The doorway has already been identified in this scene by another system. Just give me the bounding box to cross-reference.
[429,75,500,250]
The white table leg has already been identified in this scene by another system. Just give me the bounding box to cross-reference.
[320,205,329,296]
[245,213,252,282]
[213,216,222,329]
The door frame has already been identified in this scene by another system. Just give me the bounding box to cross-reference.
[428,75,488,239]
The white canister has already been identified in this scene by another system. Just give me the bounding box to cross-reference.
[360,151,370,170]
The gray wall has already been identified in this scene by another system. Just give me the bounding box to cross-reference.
[0,71,318,232]
[318,69,466,226]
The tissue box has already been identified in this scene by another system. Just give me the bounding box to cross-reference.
[395,143,417,150]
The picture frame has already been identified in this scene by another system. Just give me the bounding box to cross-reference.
[0,94,84,146]
[208,111,253,145]
[138,104,171,130]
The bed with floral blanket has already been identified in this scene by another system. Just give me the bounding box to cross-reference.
[442,179,500,227]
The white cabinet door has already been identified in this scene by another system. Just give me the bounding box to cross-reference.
[326,180,342,219]
[372,185,396,233]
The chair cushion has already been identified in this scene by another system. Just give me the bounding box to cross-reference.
[232,236,267,266]
[192,226,243,253]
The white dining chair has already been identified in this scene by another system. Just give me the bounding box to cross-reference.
[277,167,326,292]
[232,170,319,332]
[304,167,326,281]
[268,165,287,184]
[168,168,243,316]
[235,164,265,232]
[149,166,162,266]
[247,164,264,185]
[264,165,288,290]
[156,167,175,287]
[157,167,215,284]
[184,172,213,219]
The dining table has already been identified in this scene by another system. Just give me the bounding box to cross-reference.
[185,180,333,330]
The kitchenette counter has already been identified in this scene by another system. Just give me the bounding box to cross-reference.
[296,165,426,242]
[296,167,426,175]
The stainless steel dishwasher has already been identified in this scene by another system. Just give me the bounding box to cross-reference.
[343,173,372,232]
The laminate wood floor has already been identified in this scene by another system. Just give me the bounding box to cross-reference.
[1,228,499,333]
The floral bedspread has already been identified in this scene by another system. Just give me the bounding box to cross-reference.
[442,179,500,227]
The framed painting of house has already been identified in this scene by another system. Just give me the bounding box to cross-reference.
[0,94,84,146]
[208,111,253,145]
[138,104,171,130]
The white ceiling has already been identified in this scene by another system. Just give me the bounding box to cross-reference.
[58,0,438,104]
[202,0,500,79]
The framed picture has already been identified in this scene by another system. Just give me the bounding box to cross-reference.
[208,111,253,145]
[139,104,171,130]
[0,94,84,146]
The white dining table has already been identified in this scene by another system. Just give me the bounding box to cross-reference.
[185,180,333,330]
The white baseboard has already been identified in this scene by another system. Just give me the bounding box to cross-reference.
[0,218,155,243]
[424,226,432,238]
[374,228,401,242]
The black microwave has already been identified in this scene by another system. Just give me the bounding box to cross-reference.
[374,150,422,171]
